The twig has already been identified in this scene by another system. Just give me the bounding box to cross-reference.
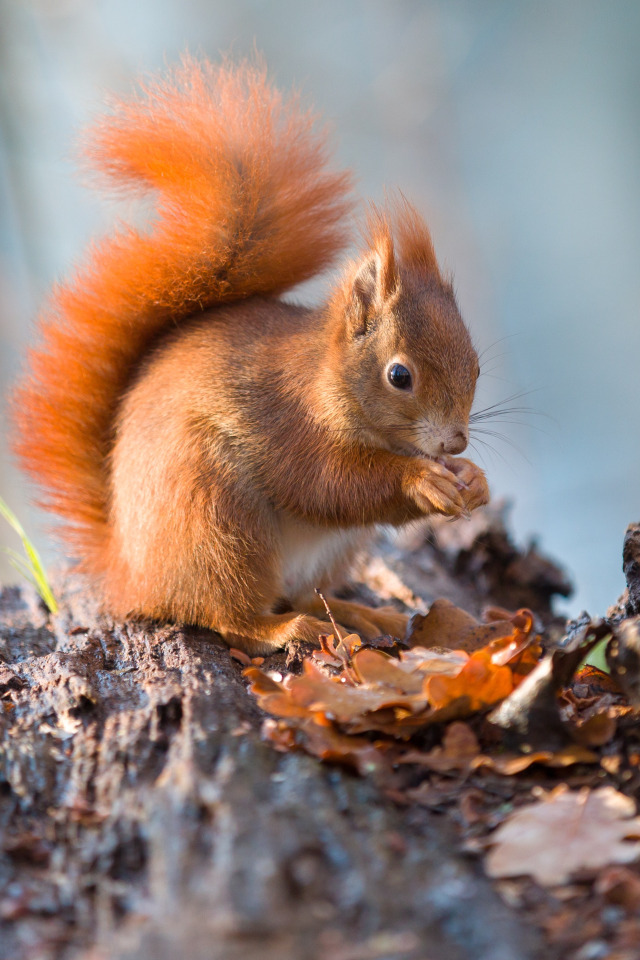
[315,588,343,642]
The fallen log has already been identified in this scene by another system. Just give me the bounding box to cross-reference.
[0,507,570,960]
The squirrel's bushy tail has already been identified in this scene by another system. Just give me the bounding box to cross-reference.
[12,56,353,570]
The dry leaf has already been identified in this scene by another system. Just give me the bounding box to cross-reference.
[312,631,362,668]
[229,647,252,666]
[595,865,640,909]
[572,664,622,699]
[471,744,597,775]
[290,659,429,721]
[398,737,596,776]
[488,621,612,751]
[351,646,468,692]
[407,599,481,650]
[572,711,617,747]
[430,720,480,759]
[243,668,313,721]
[262,718,388,775]
[485,609,543,676]
[425,650,514,712]
[407,598,515,652]
[246,597,550,756]
[407,599,541,662]
[397,646,470,675]
[246,596,553,768]
[396,722,480,772]
[250,641,516,738]
[247,659,429,728]
[485,786,640,886]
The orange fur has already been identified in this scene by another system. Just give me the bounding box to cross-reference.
[12,57,352,569]
[12,56,489,654]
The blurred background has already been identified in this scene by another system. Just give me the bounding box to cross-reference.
[1,0,639,617]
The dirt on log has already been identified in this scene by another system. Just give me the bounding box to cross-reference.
[0,506,572,960]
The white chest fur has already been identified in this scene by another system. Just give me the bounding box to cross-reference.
[277,515,374,600]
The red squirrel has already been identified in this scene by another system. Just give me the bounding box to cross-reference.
[12,56,489,654]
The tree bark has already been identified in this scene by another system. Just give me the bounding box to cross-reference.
[0,508,567,960]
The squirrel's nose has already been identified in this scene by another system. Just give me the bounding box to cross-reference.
[441,431,467,455]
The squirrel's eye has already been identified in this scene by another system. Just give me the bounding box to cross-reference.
[387,363,412,390]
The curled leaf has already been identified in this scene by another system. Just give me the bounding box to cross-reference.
[246,596,554,769]
[425,650,513,712]
[488,619,613,751]
[262,718,388,775]
[407,598,515,652]
[351,646,467,692]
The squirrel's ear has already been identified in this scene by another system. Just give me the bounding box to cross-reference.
[347,235,398,337]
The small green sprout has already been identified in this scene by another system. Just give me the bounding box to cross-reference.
[0,496,58,614]
[584,634,612,675]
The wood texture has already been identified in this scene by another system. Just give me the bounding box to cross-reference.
[0,512,566,960]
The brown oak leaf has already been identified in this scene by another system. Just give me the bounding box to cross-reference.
[485,785,640,886]
[425,650,514,712]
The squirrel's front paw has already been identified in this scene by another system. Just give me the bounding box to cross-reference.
[404,461,466,517]
[440,457,490,512]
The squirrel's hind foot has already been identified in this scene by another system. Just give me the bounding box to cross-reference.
[299,595,409,642]
[221,611,340,657]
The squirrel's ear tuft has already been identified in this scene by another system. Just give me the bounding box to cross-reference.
[347,234,398,337]
[390,196,441,278]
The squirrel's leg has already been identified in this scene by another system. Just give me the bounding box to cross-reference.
[220,611,339,657]
[111,421,361,654]
[298,595,409,641]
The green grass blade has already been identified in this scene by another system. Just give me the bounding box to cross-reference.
[0,497,27,540]
[20,538,58,612]
[7,557,39,591]
[0,496,58,614]
[4,547,35,576]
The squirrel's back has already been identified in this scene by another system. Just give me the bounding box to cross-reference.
[12,56,353,572]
